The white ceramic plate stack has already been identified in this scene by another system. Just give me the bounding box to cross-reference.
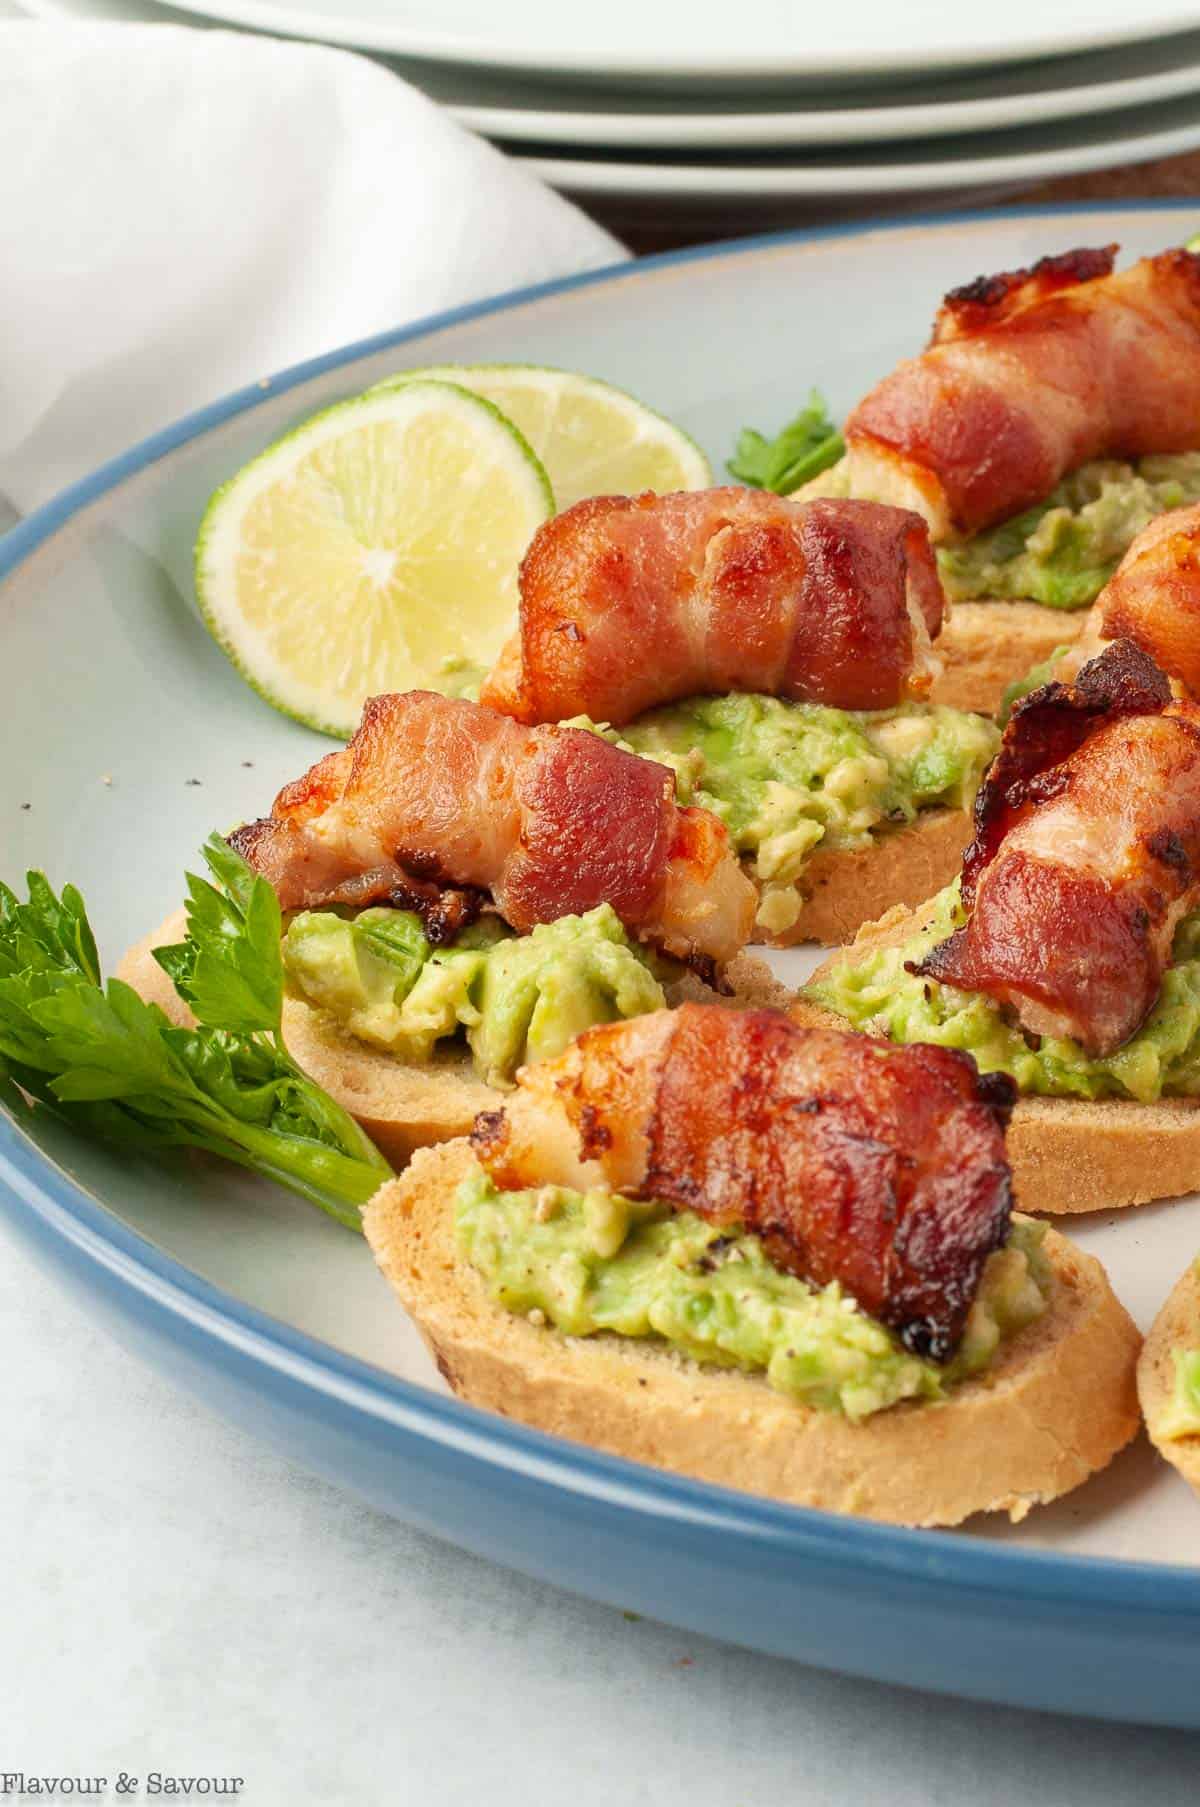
[20,0,1200,229]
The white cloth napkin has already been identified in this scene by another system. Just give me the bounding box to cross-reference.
[0,20,625,515]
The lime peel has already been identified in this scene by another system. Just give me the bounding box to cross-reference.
[371,361,711,511]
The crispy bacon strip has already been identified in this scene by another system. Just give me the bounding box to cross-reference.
[479,489,944,726]
[472,1003,1015,1361]
[912,642,1200,1056]
[843,246,1200,540]
[228,691,756,971]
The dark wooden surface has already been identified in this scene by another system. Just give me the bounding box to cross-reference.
[570,151,1200,255]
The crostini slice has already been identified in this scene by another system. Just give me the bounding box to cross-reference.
[364,1001,1140,1528]
[1138,1258,1200,1502]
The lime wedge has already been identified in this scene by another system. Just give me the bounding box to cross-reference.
[195,381,553,738]
[371,363,711,511]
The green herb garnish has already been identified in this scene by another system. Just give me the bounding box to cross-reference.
[0,835,392,1227]
[727,391,844,495]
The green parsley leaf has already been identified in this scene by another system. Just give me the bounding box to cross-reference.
[727,390,844,495]
[0,874,100,985]
[0,848,392,1228]
[155,834,283,1036]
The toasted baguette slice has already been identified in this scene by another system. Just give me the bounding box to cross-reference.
[792,898,1200,1215]
[1138,1260,1200,1501]
[755,806,973,948]
[364,1140,1141,1527]
[117,910,789,1166]
[929,601,1090,716]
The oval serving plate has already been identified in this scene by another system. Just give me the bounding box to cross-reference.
[3,203,1200,1727]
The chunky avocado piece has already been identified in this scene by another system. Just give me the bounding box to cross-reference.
[281,907,505,1063]
[1160,1346,1200,1440]
[282,903,664,1085]
[281,907,436,1052]
[456,1168,1048,1419]
[590,694,998,938]
[804,884,1200,1103]
[937,453,1200,610]
[467,908,664,1086]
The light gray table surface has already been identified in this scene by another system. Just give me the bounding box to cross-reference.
[6,1221,1200,1806]
[3,6,1199,1801]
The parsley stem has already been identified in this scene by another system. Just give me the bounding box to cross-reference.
[190,1122,383,1228]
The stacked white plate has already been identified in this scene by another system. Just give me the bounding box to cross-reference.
[21,0,1200,219]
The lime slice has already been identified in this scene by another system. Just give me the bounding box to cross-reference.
[371,363,711,511]
[195,381,553,738]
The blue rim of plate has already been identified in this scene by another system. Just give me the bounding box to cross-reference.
[3,199,1199,1612]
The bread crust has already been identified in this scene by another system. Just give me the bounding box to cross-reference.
[792,899,1200,1215]
[364,1140,1141,1528]
[117,910,790,1166]
[1138,1260,1200,1500]
[930,600,1089,716]
[755,806,973,948]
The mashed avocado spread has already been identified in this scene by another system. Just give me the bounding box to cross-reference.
[804,884,1200,1103]
[588,694,998,937]
[937,453,1200,610]
[999,647,1071,723]
[1160,1345,1200,1440]
[281,903,665,1086]
[456,1167,1049,1418]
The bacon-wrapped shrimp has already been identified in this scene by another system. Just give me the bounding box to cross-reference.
[479,489,944,726]
[472,1002,1015,1361]
[1071,501,1200,696]
[841,246,1200,542]
[913,642,1200,1056]
[229,690,756,974]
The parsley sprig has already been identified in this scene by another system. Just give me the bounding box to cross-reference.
[727,390,844,495]
[0,836,392,1227]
